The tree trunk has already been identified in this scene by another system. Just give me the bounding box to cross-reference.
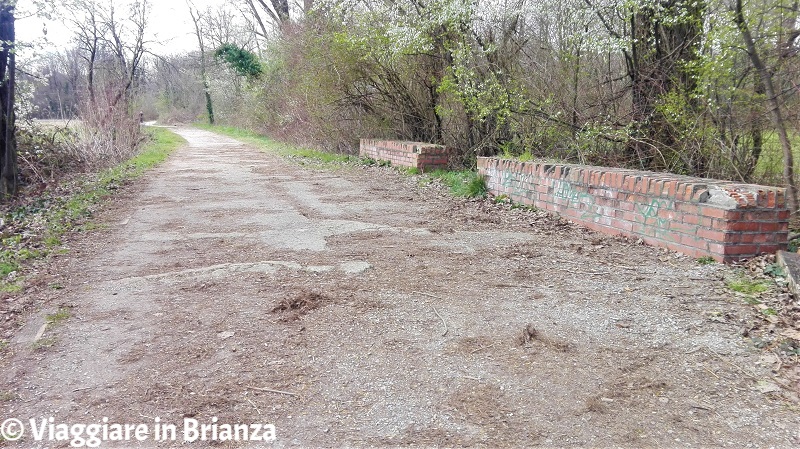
[628,0,704,169]
[0,3,16,198]
[734,0,798,212]
[188,4,214,125]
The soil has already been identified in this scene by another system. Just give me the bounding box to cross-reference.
[1,127,799,448]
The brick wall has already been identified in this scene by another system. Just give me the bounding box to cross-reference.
[360,139,448,171]
[478,158,790,262]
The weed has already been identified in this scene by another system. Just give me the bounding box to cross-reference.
[430,170,487,198]
[763,263,785,277]
[0,261,18,277]
[517,151,534,162]
[742,296,762,305]
[32,337,57,350]
[696,256,716,265]
[0,282,22,293]
[45,308,71,325]
[402,167,421,175]
[494,194,511,204]
[727,278,770,295]
[0,391,17,402]
[43,236,62,247]
[511,203,537,211]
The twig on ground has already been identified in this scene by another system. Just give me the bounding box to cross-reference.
[702,365,720,379]
[246,386,298,396]
[413,291,443,300]
[470,342,497,354]
[703,348,757,379]
[247,397,262,415]
[490,283,538,289]
[432,306,448,336]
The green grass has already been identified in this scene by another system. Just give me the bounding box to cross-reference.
[429,169,487,198]
[0,126,184,293]
[194,123,355,164]
[696,256,716,265]
[45,308,71,325]
[0,281,22,293]
[727,278,771,295]
[0,262,18,277]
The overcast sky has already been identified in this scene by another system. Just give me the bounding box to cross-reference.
[16,0,219,57]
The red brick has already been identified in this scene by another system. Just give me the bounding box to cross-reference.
[759,244,785,254]
[679,233,703,248]
[744,210,778,221]
[657,208,681,221]
[683,214,700,225]
[707,242,726,254]
[725,221,760,232]
[723,245,759,255]
[669,221,698,235]
[698,206,730,219]
[676,202,700,215]
[610,218,634,233]
[696,228,727,242]
[727,233,755,244]
[760,222,788,232]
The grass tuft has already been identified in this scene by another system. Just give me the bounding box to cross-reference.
[45,308,71,325]
[430,170,487,198]
[727,278,770,295]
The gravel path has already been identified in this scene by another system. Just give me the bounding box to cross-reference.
[1,127,798,448]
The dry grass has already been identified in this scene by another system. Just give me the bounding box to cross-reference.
[270,291,331,321]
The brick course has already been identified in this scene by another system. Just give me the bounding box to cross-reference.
[360,139,448,171]
[478,157,789,262]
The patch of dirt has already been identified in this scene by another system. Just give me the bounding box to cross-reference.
[271,291,332,322]
[517,324,573,352]
[1,127,799,448]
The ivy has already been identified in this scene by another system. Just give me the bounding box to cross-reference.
[214,43,263,80]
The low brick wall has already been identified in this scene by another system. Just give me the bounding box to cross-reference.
[360,139,448,171]
[478,158,789,262]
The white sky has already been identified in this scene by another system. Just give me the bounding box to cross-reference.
[16,0,219,57]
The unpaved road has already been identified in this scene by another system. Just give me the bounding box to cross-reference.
[2,128,799,447]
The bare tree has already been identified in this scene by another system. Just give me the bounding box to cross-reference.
[188,0,214,124]
[101,0,149,108]
[733,0,798,212]
[70,0,100,106]
[243,0,290,37]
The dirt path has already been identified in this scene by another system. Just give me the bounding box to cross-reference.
[2,127,799,447]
